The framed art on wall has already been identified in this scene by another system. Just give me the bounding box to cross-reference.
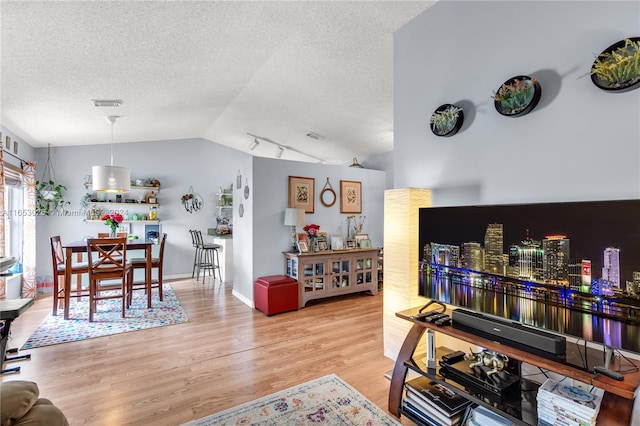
[288,176,315,213]
[340,180,361,213]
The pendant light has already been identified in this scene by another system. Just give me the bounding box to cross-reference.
[92,115,130,193]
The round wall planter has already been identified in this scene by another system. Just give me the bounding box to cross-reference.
[430,104,464,137]
[494,75,541,117]
[590,37,640,93]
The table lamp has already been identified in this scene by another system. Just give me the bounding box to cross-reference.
[284,208,305,251]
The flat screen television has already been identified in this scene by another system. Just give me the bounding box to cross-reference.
[418,199,640,355]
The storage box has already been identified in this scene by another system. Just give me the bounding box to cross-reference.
[254,275,298,315]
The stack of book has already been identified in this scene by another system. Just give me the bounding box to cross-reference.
[403,376,472,426]
[536,379,603,426]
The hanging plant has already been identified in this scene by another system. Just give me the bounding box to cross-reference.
[36,144,70,216]
[180,186,203,214]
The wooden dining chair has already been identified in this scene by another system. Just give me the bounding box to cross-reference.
[49,236,89,316]
[86,237,133,322]
[98,232,128,238]
[129,233,167,302]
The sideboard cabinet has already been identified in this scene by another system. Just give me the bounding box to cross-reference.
[283,248,379,308]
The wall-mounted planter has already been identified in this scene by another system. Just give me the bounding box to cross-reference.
[430,104,464,137]
[493,75,541,117]
[590,37,640,93]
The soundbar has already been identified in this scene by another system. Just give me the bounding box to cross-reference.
[452,309,566,355]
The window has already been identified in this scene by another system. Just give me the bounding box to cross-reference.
[4,164,24,262]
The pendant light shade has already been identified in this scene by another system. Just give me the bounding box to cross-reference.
[92,115,130,193]
[92,165,130,193]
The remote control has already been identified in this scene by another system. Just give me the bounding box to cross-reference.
[435,316,451,326]
[425,313,448,323]
[412,309,441,321]
[594,366,624,381]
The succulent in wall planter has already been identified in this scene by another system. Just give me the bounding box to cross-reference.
[430,104,464,137]
[36,179,70,216]
[590,37,640,92]
[493,75,541,117]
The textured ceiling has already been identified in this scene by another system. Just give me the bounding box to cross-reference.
[1,1,435,164]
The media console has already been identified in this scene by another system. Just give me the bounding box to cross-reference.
[389,306,640,426]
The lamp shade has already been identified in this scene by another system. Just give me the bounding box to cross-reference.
[92,165,131,193]
[284,208,305,226]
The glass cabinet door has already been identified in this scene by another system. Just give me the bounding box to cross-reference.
[303,260,325,293]
[355,255,375,286]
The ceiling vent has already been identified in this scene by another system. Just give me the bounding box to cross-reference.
[92,99,122,108]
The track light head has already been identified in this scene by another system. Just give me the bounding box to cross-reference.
[249,138,259,150]
[275,146,285,158]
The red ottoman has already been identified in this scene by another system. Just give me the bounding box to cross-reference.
[254,275,298,315]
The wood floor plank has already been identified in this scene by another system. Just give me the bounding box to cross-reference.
[1,278,413,425]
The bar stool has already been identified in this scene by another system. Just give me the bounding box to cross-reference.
[192,230,221,282]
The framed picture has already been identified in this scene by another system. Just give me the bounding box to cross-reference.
[296,239,309,254]
[354,233,369,245]
[296,232,309,248]
[331,235,344,250]
[359,239,372,249]
[288,176,315,213]
[316,237,328,251]
[346,238,357,249]
[340,180,361,213]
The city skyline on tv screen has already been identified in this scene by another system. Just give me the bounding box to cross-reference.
[418,199,640,288]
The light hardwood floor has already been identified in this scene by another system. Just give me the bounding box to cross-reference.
[2,278,413,425]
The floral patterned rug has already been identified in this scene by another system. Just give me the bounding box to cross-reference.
[21,285,189,349]
[182,374,401,426]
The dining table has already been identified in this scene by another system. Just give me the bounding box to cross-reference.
[62,239,155,320]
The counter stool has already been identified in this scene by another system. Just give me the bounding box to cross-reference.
[192,230,221,282]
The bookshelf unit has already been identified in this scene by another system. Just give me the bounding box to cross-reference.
[389,306,639,426]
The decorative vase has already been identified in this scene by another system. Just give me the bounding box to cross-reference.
[109,227,117,238]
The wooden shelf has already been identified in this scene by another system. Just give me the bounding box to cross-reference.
[87,201,159,206]
[84,184,160,191]
[84,219,160,224]
[389,307,639,426]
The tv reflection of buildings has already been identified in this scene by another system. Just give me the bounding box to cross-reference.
[418,262,640,354]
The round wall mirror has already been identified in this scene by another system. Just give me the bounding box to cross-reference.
[320,187,336,207]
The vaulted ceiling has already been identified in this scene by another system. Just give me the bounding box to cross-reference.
[1,1,435,164]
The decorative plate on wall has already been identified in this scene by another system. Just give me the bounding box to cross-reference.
[493,75,541,117]
[430,104,464,137]
[590,37,640,93]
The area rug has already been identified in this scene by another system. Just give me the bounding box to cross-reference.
[182,373,401,426]
[21,285,189,350]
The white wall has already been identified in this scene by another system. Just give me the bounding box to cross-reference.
[394,0,640,206]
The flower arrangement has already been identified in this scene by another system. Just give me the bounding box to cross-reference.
[101,213,124,236]
[181,193,194,204]
[303,223,320,239]
[493,77,536,115]
[430,105,461,136]
[591,38,640,89]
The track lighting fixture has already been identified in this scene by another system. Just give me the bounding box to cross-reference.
[246,132,324,163]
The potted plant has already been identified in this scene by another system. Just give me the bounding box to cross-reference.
[590,37,640,92]
[430,104,464,137]
[493,75,541,117]
[36,179,70,215]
